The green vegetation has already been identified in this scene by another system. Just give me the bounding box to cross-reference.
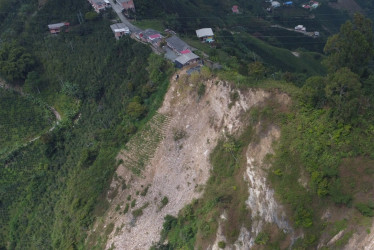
[355,202,374,217]
[218,241,226,248]
[0,0,174,248]
[156,13,374,249]
[0,89,53,156]
[132,202,149,218]
[1,0,374,248]
[255,232,270,245]
[159,196,169,210]
[133,19,165,32]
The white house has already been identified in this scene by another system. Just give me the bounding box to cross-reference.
[110,23,130,38]
[196,28,214,42]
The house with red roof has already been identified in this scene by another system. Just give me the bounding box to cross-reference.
[48,22,70,34]
[232,5,239,14]
[117,0,135,11]
[166,35,192,55]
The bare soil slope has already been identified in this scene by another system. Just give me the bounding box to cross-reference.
[89,69,283,249]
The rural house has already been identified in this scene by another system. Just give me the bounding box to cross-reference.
[88,0,107,13]
[110,23,130,38]
[117,0,135,11]
[232,5,239,13]
[271,1,281,8]
[140,29,163,47]
[166,36,191,55]
[174,52,200,68]
[196,28,214,43]
[47,22,70,34]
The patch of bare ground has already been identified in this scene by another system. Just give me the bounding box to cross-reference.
[87,68,279,249]
[329,0,363,14]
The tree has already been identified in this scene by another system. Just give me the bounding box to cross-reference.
[323,13,374,75]
[248,61,266,80]
[325,67,361,122]
[127,99,146,119]
[0,42,35,82]
[301,76,326,108]
[23,71,42,94]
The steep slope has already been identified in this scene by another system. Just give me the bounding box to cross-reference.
[87,67,295,249]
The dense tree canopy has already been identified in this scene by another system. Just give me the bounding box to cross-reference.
[0,42,35,82]
[324,13,374,75]
[325,67,362,122]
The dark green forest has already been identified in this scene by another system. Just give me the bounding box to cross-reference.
[0,0,173,249]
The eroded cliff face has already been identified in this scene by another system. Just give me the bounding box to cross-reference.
[88,69,295,249]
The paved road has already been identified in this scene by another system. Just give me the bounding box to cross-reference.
[108,0,142,33]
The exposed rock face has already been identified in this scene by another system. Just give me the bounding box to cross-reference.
[233,126,294,249]
[90,71,273,250]
[344,222,374,250]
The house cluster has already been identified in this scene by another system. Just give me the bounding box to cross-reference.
[165,35,200,68]
[87,0,135,13]
[47,22,70,34]
[88,0,111,13]
[267,0,319,11]
[302,1,320,10]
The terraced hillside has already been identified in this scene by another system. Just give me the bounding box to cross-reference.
[117,112,171,175]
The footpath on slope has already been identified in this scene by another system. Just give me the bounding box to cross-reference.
[0,79,61,151]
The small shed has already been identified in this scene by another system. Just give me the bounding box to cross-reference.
[174,52,200,68]
[48,22,70,34]
[110,23,130,38]
[271,1,281,8]
[196,28,214,42]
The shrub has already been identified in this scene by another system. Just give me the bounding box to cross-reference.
[141,185,150,196]
[197,83,206,99]
[255,232,269,245]
[218,241,226,248]
[160,196,169,210]
[355,202,374,217]
[131,199,136,208]
[123,204,129,214]
[173,129,187,141]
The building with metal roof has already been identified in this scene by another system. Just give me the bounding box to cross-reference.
[196,28,214,38]
[166,36,191,55]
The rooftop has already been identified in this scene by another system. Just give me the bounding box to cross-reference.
[110,23,129,33]
[166,35,190,53]
[48,23,68,30]
[175,52,199,65]
[196,28,214,38]
[143,29,161,39]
